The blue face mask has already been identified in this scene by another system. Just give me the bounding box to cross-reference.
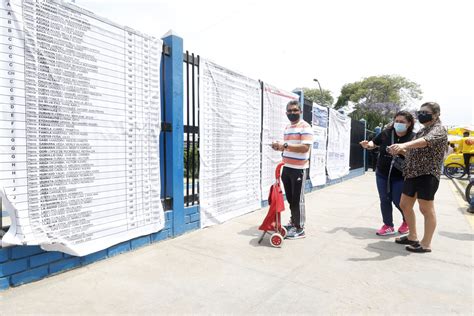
[393,122,408,133]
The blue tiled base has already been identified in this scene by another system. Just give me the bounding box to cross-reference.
[0,208,201,291]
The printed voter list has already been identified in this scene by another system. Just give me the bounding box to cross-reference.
[0,0,165,255]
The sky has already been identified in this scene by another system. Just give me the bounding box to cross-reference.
[76,0,473,126]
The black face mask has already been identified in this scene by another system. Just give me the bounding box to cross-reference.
[417,113,433,124]
[287,113,300,122]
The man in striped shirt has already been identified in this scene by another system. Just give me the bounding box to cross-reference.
[272,100,313,239]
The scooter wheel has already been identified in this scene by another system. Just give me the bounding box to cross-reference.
[279,226,288,238]
[270,233,283,248]
[444,163,466,179]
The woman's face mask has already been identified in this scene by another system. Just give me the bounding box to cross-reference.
[417,110,434,124]
[394,122,408,133]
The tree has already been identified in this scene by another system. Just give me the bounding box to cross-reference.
[302,88,334,107]
[184,144,199,178]
[334,75,422,131]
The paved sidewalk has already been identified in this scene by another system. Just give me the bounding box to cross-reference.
[0,173,472,315]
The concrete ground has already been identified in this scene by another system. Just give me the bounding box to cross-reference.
[0,172,473,315]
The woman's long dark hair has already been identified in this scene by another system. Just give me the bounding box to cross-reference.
[390,110,415,135]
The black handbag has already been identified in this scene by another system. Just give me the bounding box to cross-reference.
[390,130,405,172]
[391,155,405,172]
[386,130,405,193]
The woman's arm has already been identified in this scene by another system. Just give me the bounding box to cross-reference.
[388,138,428,155]
[359,140,377,149]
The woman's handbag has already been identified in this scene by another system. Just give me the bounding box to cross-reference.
[391,130,405,172]
[386,130,406,193]
[391,155,405,172]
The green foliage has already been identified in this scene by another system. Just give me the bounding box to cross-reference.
[350,110,392,131]
[334,75,422,131]
[184,144,199,178]
[302,88,334,107]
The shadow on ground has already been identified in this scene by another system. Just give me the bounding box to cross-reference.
[325,227,410,261]
[347,240,410,261]
[238,226,270,247]
[325,226,390,240]
[438,231,473,241]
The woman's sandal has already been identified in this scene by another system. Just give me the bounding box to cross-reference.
[395,236,419,246]
[406,244,432,253]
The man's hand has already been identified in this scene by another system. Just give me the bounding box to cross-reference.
[271,141,283,151]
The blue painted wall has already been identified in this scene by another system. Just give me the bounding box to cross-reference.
[0,205,203,290]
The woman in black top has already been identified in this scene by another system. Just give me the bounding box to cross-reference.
[360,111,415,236]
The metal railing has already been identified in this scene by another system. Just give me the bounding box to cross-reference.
[1,197,10,238]
[350,119,365,170]
[183,51,200,206]
[364,129,377,171]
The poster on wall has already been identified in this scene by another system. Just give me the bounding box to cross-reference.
[326,109,351,179]
[0,0,164,256]
[261,84,298,200]
[309,103,328,186]
[199,59,262,227]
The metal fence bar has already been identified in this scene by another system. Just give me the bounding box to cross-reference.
[185,51,191,205]
[303,98,314,176]
[349,119,365,170]
[191,53,196,205]
[259,81,264,192]
[196,55,200,203]
[303,98,313,125]
[160,46,169,209]
[365,129,376,171]
[1,188,12,237]
[183,52,200,206]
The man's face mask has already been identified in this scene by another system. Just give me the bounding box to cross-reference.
[287,108,300,122]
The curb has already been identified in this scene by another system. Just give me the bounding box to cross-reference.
[451,178,467,201]
[452,178,474,216]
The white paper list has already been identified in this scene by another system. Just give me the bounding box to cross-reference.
[261,84,298,200]
[0,0,164,255]
[199,59,262,227]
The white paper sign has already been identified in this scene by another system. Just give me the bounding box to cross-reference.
[261,84,298,200]
[0,0,164,256]
[326,109,351,179]
[309,103,328,186]
[199,59,262,227]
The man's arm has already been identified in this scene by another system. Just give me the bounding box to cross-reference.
[288,143,311,153]
[276,143,310,153]
[272,142,310,153]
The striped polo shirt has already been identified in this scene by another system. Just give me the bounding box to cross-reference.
[282,119,313,169]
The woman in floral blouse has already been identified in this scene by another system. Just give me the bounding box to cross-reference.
[388,102,448,253]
